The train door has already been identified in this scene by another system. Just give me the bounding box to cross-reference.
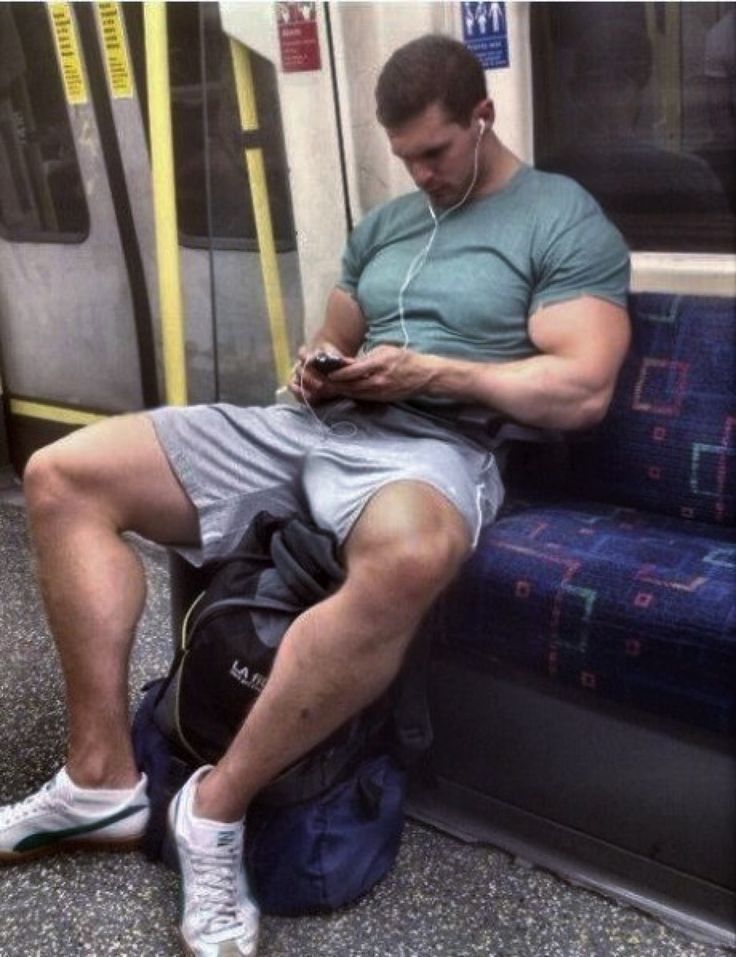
[0,1,305,474]
[156,2,303,407]
[0,2,159,472]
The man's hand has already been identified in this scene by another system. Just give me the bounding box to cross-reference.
[288,345,356,405]
[288,287,368,405]
[328,345,434,402]
[289,344,434,406]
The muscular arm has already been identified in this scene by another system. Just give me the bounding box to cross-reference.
[288,287,367,404]
[331,296,631,431]
[306,287,367,356]
[424,297,630,428]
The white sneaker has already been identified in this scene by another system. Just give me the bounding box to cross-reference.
[0,767,150,862]
[169,766,259,957]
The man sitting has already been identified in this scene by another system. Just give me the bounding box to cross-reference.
[0,34,630,957]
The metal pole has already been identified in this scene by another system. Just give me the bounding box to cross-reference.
[144,1,188,405]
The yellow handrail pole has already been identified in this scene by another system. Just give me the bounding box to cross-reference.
[144,2,188,405]
[9,399,105,427]
[230,39,292,387]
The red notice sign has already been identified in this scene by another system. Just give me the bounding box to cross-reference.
[277,2,321,73]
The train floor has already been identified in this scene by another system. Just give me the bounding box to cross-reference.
[0,480,731,957]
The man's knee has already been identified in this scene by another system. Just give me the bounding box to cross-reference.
[380,526,468,603]
[346,482,471,612]
[23,416,154,531]
[23,441,81,522]
[25,416,199,545]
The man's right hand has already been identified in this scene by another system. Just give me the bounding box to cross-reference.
[287,345,354,406]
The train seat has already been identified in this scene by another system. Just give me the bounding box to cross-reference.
[412,292,736,949]
[431,496,735,734]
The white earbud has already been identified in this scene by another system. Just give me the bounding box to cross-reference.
[477,118,486,138]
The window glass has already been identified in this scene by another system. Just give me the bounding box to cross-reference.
[168,3,296,251]
[0,3,89,240]
[531,2,736,253]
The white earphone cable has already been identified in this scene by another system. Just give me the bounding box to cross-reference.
[396,123,484,349]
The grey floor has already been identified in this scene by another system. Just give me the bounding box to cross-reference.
[0,488,731,957]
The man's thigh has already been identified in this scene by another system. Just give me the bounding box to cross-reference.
[148,402,318,565]
[302,409,503,548]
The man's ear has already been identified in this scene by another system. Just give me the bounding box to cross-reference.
[477,98,495,130]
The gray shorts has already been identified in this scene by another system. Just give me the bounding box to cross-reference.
[149,399,504,566]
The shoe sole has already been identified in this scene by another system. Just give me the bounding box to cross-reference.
[178,927,260,957]
[0,833,144,864]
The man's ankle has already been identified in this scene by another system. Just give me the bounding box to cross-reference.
[193,768,247,824]
[65,758,141,791]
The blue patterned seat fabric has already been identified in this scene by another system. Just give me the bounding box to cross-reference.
[432,295,736,734]
[569,293,735,525]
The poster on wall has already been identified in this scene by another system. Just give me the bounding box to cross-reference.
[277,2,321,73]
[461,2,510,70]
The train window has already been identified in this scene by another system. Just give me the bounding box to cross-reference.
[531,2,736,254]
[168,3,296,251]
[0,4,89,241]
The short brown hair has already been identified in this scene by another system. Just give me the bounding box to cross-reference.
[375,34,487,128]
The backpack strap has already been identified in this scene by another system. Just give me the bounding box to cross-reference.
[153,590,207,711]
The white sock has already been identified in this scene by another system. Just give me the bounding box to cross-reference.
[60,767,145,800]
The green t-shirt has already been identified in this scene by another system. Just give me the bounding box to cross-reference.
[337,165,630,373]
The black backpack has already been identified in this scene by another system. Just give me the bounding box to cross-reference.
[154,510,357,775]
[132,511,432,914]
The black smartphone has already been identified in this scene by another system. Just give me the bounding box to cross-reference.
[310,352,347,374]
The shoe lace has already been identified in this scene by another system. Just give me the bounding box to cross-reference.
[190,843,245,935]
[2,780,56,825]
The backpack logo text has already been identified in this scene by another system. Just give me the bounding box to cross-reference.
[230,660,268,694]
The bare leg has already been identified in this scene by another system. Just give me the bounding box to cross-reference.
[23,415,200,788]
[196,481,470,821]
